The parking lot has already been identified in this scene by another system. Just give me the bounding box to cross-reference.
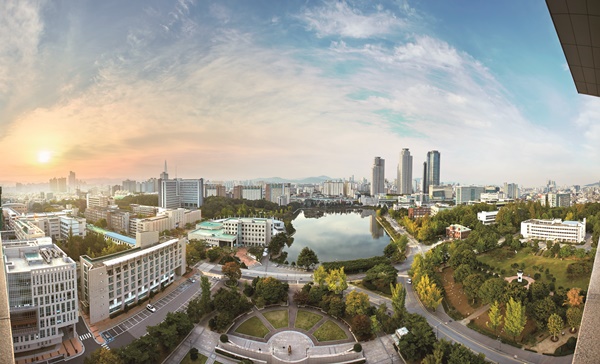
[100,274,216,343]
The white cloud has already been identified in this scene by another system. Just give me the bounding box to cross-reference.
[299,1,407,39]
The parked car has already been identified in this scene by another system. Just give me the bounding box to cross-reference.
[146,304,156,313]
[407,278,412,284]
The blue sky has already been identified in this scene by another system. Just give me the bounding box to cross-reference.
[1,0,598,187]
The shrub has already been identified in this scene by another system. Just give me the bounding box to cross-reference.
[190,347,199,360]
[534,273,541,280]
[220,334,229,343]
[354,343,363,352]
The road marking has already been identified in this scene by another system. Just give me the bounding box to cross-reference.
[79,332,93,340]
[101,343,110,350]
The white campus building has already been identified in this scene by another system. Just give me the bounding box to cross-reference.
[2,237,78,354]
[477,210,498,225]
[188,217,283,248]
[80,232,186,324]
[520,218,586,243]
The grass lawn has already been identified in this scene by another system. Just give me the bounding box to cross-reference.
[263,310,289,329]
[235,316,270,338]
[180,350,208,364]
[295,310,323,331]
[313,320,348,342]
[477,247,591,290]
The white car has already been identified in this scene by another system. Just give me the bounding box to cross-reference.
[146,304,156,313]
[407,278,412,284]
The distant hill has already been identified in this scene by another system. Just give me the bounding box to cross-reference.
[251,176,334,184]
[585,181,600,187]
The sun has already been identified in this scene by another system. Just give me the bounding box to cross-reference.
[37,151,52,164]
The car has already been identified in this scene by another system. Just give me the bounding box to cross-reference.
[188,278,196,283]
[407,278,412,284]
[146,304,156,313]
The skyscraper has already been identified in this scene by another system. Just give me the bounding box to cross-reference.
[158,161,203,209]
[397,149,413,195]
[371,157,385,196]
[426,150,440,189]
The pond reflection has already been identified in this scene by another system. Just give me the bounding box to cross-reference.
[283,209,390,263]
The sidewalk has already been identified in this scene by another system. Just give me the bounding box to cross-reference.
[14,337,84,364]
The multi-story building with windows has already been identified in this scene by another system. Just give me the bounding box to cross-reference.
[84,207,130,235]
[233,185,263,200]
[397,149,413,195]
[129,208,201,237]
[204,184,226,198]
[188,217,279,248]
[265,183,291,204]
[477,210,499,225]
[371,157,385,196]
[2,237,78,354]
[455,185,484,205]
[86,194,111,209]
[158,162,204,209]
[80,232,186,324]
[520,218,586,243]
[322,180,345,197]
[546,192,571,208]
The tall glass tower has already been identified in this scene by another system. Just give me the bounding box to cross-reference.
[426,150,441,188]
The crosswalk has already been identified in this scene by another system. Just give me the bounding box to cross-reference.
[79,332,93,341]
[101,343,110,351]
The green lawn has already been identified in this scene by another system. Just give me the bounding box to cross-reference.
[180,350,208,364]
[235,316,270,338]
[295,310,323,331]
[477,247,591,290]
[313,320,348,342]
[263,310,289,329]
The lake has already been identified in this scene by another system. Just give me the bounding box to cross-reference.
[283,209,391,263]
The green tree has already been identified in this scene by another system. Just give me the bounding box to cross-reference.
[296,247,319,269]
[313,265,328,286]
[200,276,212,314]
[345,290,370,316]
[452,264,473,283]
[529,296,556,330]
[415,274,443,311]
[370,315,382,334]
[363,264,397,293]
[547,313,564,341]
[85,347,123,364]
[186,297,203,323]
[397,313,436,361]
[326,267,348,295]
[462,274,484,305]
[478,278,506,304]
[255,276,289,304]
[566,306,583,333]
[504,297,527,342]
[487,301,503,336]
[390,283,406,321]
[222,261,241,285]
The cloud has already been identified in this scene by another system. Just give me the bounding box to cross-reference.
[298,1,407,39]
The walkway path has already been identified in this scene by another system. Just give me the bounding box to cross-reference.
[460,304,490,326]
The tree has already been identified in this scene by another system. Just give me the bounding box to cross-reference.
[390,283,406,321]
[363,264,397,294]
[84,347,123,364]
[504,297,527,342]
[200,276,212,314]
[351,314,373,341]
[566,306,583,333]
[345,290,370,316]
[297,247,319,269]
[255,276,289,304]
[397,313,436,361]
[478,278,506,304]
[565,287,584,307]
[548,313,564,341]
[326,267,348,295]
[487,301,503,336]
[530,296,556,330]
[313,265,328,286]
[452,264,473,283]
[370,315,382,334]
[415,274,443,311]
[222,261,241,285]
[186,297,203,323]
[462,274,484,305]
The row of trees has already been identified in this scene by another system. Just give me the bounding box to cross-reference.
[61,230,131,260]
[200,196,302,221]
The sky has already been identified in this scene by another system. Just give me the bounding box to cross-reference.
[1,0,598,187]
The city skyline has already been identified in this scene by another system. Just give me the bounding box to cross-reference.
[1,1,599,186]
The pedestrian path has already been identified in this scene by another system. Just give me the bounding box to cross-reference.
[79,332,93,341]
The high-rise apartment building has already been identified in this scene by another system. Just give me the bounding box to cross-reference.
[3,237,78,354]
[122,179,138,193]
[158,162,203,209]
[503,182,519,199]
[322,180,345,197]
[397,149,413,195]
[233,186,263,200]
[204,184,226,198]
[547,192,571,208]
[265,183,291,204]
[371,157,385,196]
